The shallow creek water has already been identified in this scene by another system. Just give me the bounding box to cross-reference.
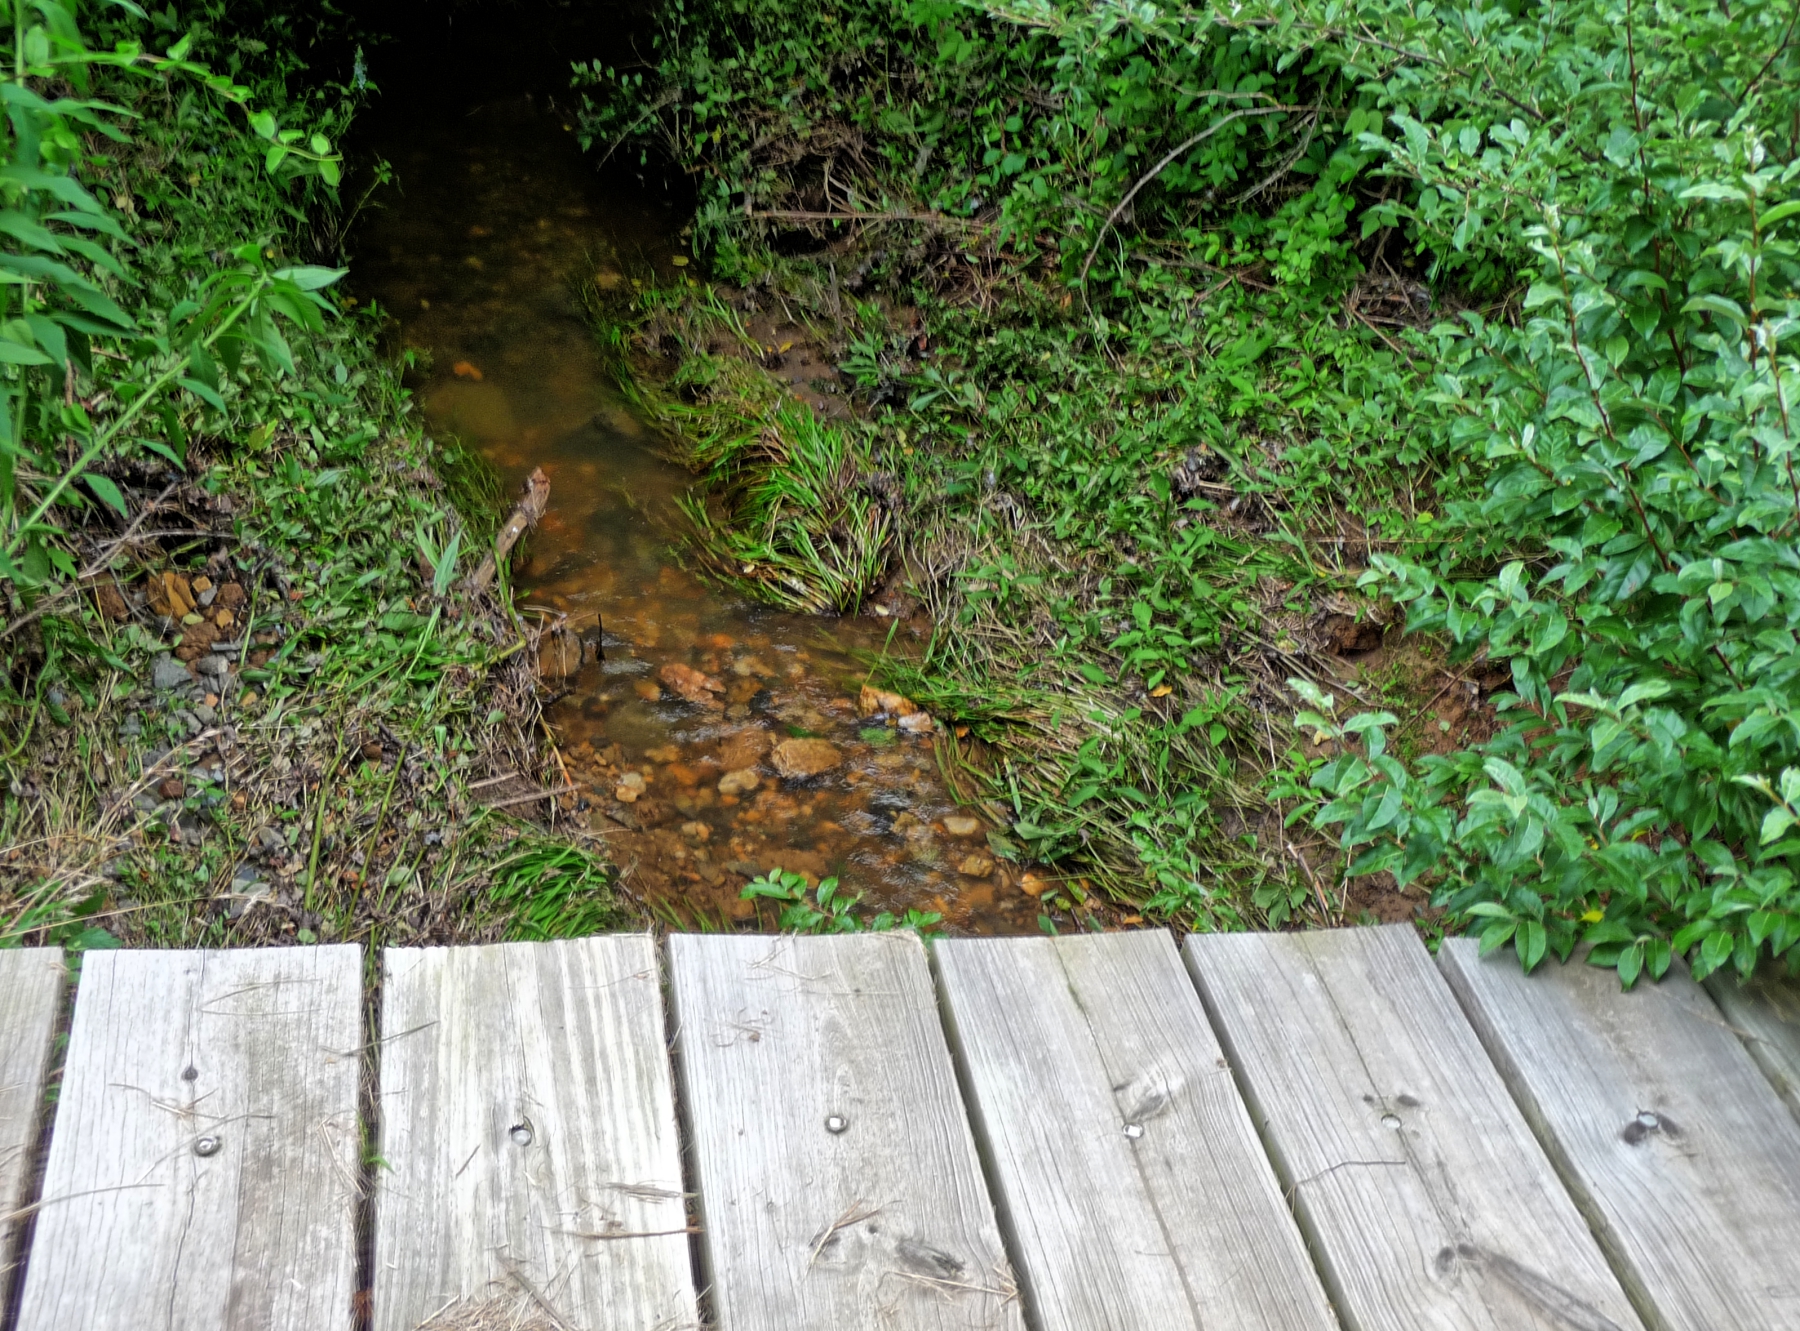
[352,96,1038,932]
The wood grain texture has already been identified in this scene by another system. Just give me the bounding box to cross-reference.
[375,938,698,1331]
[934,930,1336,1331]
[16,946,361,1331]
[1188,926,1643,1331]
[1441,939,1800,1330]
[0,949,62,1265]
[1706,971,1800,1123]
[668,932,1020,1331]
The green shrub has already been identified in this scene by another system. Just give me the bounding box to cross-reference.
[1,2,348,595]
[1291,0,1800,983]
[575,0,1370,290]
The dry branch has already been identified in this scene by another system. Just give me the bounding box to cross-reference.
[465,466,550,592]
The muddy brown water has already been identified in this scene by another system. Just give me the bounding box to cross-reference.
[351,96,1039,932]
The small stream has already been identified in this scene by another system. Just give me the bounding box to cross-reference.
[351,95,1038,932]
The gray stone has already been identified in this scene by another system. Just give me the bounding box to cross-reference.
[196,654,228,677]
[193,703,217,724]
[151,655,191,691]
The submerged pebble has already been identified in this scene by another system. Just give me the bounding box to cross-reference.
[770,738,842,780]
[718,768,760,796]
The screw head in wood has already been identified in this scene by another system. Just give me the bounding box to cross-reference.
[194,1135,221,1157]
[510,1121,534,1147]
[825,1114,849,1134]
[1381,1113,1402,1130]
[1121,1122,1144,1140]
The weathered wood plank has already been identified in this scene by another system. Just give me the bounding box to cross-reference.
[1706,971,1800,1123]
[16,946,362,1331]
[1188,925,1643,1331]
[935,930,1336,1331]
[374,938,698,1331]
[0,949,62,1270]
[1441,939,1800,1330]
[669,932,1021,1331]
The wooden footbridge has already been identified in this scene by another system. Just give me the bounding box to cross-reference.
[2,925,1799,1330]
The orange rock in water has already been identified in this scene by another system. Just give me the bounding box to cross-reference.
[452,361,484,381]
[538,625,582,679]
[858,684,918,717]
[659,662,725,707]
[770,738,843,781]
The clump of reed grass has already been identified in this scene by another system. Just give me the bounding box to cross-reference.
[588,281,894,615]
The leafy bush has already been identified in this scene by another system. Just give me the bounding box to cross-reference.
[1,2,347,595]
[1289,0,1800,982]
[576,0,1370,290]
[1,5,580,949]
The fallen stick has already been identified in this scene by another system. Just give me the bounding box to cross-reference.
[464,466,549,592]
[480,782,577,810]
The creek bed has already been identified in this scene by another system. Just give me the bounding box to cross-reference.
[352,94,1037,932]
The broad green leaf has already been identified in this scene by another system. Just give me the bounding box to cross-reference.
[84,473,129,517]
[272,266,347,291]
[1681,294,1747,326]
[1678,181,1748,201]
[0,340,53,365]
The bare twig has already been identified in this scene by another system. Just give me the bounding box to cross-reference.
[480,783,578,810]
[468,771,522,790]
[748,207,989,230]
[1080,106,1309,286]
